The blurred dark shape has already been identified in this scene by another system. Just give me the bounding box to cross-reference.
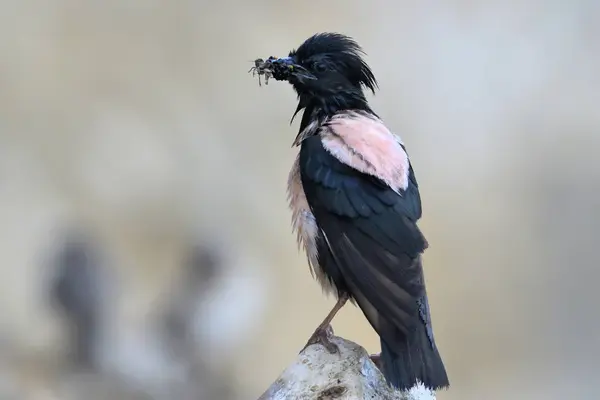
[159,242,235,400]
[49,229,107,371]
[183,243,220,289]
[162,243,219,358]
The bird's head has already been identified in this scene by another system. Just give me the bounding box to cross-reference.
[262,33,378,99]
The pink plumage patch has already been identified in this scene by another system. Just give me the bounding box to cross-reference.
[321,111,409,192]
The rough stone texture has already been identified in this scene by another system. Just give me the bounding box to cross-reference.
[258,330,436,400]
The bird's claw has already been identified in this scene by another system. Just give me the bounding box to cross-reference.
[301,324,339,354]
[369,353,383,371]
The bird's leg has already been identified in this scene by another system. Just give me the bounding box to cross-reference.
[301,293,349,354]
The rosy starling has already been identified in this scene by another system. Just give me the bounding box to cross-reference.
[253,33,449,391]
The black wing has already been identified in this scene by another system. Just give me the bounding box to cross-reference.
[299,135,428,352]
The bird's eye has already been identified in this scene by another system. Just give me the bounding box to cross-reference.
[313,62,327,73]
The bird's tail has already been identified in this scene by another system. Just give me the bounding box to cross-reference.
[380,320,449,391]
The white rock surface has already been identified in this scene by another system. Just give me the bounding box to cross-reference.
[258,330,437,400]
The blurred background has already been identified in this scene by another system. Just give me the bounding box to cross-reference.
[0,1,598,399]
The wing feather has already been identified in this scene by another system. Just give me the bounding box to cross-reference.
[299,134,427,346]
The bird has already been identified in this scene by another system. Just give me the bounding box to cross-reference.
[255,32,450,391]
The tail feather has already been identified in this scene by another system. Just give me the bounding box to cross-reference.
[380,321,449,391]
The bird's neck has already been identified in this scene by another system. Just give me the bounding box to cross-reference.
[296,90,374,133]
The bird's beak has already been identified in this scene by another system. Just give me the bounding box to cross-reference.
[265,56,316,83]
[267,56,295,67]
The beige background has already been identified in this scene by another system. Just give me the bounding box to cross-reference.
[0,1,599,399]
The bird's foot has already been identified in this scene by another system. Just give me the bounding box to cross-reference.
[301,324,339,354]
[369,353,382,370]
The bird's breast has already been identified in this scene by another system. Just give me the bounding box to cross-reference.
[287,154,336,295]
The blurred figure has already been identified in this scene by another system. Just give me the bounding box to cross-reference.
[162,243,219,359]
[49,228,108,371]
[159,241,235,400]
